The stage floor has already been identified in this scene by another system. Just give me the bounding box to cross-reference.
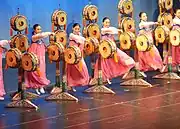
[1,59,180,129]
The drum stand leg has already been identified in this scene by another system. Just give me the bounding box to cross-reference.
[7,68,38,109]
[46,63,78,101]
[122,67,147,80]
[10,68,39,101]
[153,44,180,80]
[50,62,62,94]
[85,55,115,94]
[120,68,152,87]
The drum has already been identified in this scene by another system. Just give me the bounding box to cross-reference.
[99,39,117,59]
[64,46,82,64]
[21,52,39,71]
[155,25,170,43]
[6,48,22,68]
[47,42,64,62]
[170,28,180,46]
[118,0,133,14]
[158,13,173,29]
[83,23,100,39]
[159,0,173,11]
[51,10,67,26]
[120,17,135,32]
[84,37,99,56]
[49,30,67,46]
[136,33,154,51]
[119,31,135,50]
[83,5,98,21]
[10,15,28,31]
[10,34,29,52]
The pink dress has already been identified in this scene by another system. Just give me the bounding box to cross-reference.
[138,21,163,72]
[171,16,180,65]
[66,33,89,87]
[25,32,51,89]
[94,27,135,81]
[0,40,9,97]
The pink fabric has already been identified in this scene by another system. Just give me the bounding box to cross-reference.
[138,22,163,71]
[138,45,163,72]
[25,43,50,89]
[94,27,135,81]
[94,48,135,81]
[171,26,180,65]
[67,34,89,87]
[0,40,9,96]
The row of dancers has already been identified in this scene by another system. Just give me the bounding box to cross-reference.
[0,9,179,100]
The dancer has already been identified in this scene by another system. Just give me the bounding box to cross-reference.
[0,40,10,100]
[138,12,164,72]
[67,23,89,91]
[25,24,53,95]
[93,17,135,84]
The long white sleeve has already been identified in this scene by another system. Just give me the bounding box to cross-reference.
[69,33,85,44]
[0,40,9,47]
[101,27,119,35]
[173,16,180,25]
[32,32,52,42]
[139,21,156,29]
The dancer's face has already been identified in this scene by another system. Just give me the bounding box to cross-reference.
[103,19,110,28]
[73,25,80,35]
[175,9,180,19]
[34,26,42,34]
[140,13,148,22]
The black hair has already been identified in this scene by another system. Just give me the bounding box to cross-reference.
[73,23,81,28]
[174,8,180,14]
[102,17,110,23]
[32,24,40,35]
[139,12,145,18]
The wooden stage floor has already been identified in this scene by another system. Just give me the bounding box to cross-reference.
[1,60,180,129]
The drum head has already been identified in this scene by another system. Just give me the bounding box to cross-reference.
[99,40,117,59]
[120,17,135,32]
[165,0,173,10]
[136,34,149,51]
[64,46,82,64]
[49,30,67,46]
[170,29,180,46]
[11,15,27,31]
[158,13,173,29]
[84,37,99,56]
[83,5,98,21]
[155,26,170,43]
[119,32,134,50]
[57,11,67,26]
[47,43,64,62]
[21,52,38,71]
[6,48,21,68]
[87,23,100,39]
[118,0,133,14]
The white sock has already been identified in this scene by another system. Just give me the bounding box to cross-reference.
[0,96,4,100]
[39,87,45,94]
[107,79,112,84]
[35,89,41,95]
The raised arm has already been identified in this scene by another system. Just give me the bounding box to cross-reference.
[32,32,53,42]
[139,21,157,29]
[101,27,120,35]
[173,17,180,25]
[0,40,9,47]
[69,33,85,44]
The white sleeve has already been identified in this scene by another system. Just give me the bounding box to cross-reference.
[0,40,9,47]
[32,32,52,42]
[69,33,85,44]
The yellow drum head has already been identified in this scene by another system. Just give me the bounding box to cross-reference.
[118,0,133,14]
[99,40,117,59]
[155,25,170,43]
[119,32,135,50]
[84,37,99,56]
[170,28,180,46]
[136,34,149,51]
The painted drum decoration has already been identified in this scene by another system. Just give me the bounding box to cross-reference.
[83,5,98,21]
[10,15,28,31]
